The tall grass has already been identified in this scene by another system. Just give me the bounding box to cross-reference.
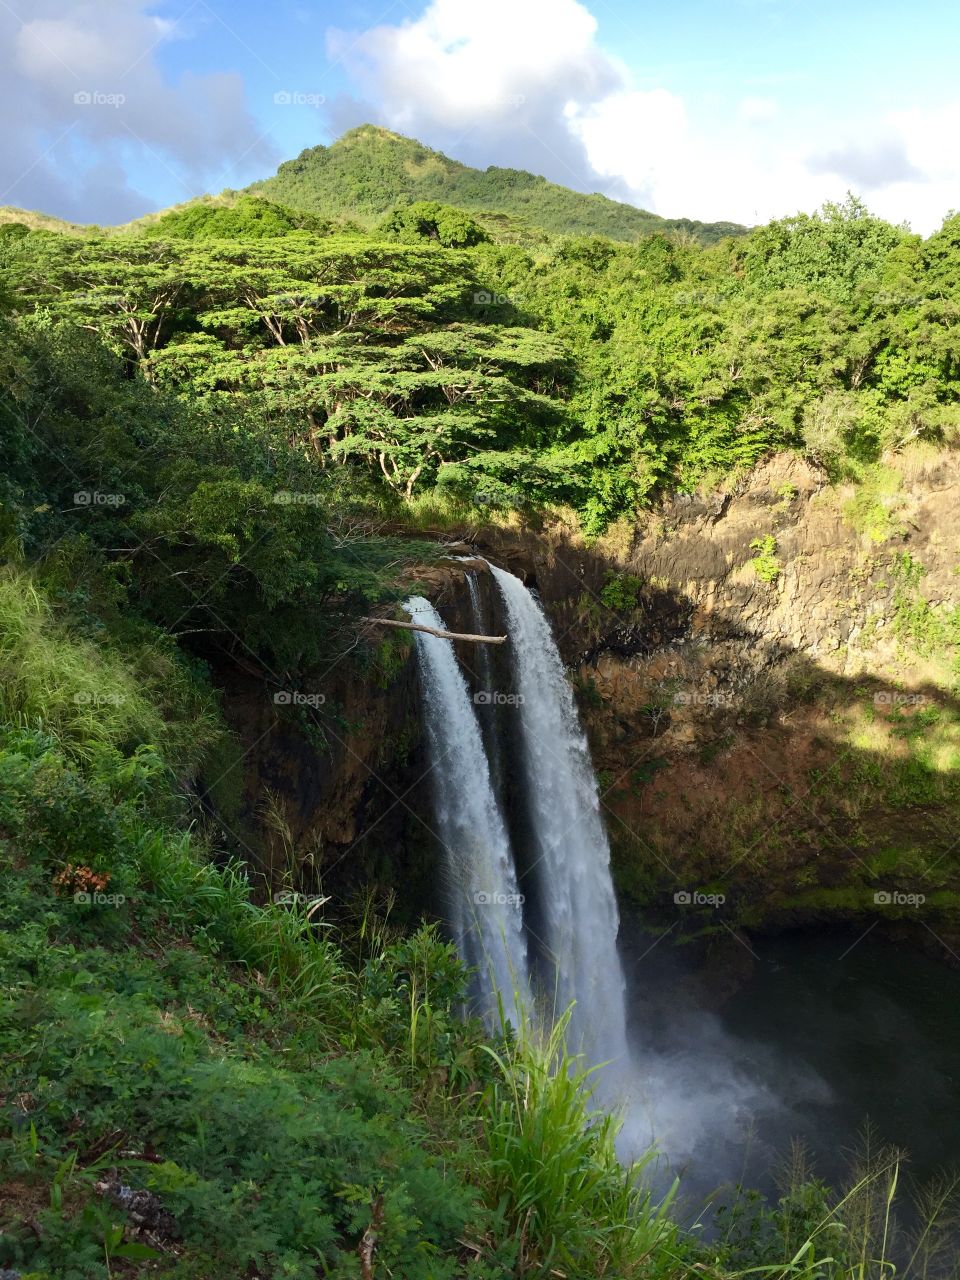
[719,1130,960,1279]
[134,827,350,1034]
[400,487,509,534]
[0,569,166,759]
[0,566,220,772]
[478,1007,680,1276]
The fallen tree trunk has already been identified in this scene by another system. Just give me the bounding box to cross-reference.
[362,617,507,645]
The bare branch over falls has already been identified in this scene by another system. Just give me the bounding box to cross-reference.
[361,617,507,644]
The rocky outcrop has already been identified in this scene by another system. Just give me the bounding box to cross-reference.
[476,451,960,948]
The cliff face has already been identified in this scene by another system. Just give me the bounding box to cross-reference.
[209,450,960,946]
[477,451,960,945]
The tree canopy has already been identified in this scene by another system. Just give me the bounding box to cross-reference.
[2,193,959,533]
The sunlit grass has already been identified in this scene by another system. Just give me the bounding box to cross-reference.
[479,1004,680,1276]
[0,566,221,773]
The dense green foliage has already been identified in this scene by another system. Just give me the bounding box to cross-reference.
[4,191,959,535]
[140,194,335,241]
[378,199,491,248]
[0,303,437,671]
[250,124,747,246]
[0,721,507,1278]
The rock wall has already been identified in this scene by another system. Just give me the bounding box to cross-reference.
[475,452,960,947]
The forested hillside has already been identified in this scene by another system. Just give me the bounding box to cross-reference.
[1,125,747,247]
[249,123,747,245]
[3,191,957,535]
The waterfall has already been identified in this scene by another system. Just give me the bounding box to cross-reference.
[487,565,630,1070]
[404,595,532,1028]
[463,571,505,793]
[463,572,493,692]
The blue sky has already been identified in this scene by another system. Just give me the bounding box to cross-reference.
[2,0,958,231]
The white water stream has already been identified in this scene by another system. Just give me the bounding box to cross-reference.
[404,594,531,1028]
[487,564,631,1070]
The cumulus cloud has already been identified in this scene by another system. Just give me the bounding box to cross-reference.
[327,0,960,235]
[328,0,622,189]
[566,89,839,227]
[564,89,690,211]
[0,0,276,223]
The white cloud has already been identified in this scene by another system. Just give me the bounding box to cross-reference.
[340,0,608,123]
[737,96,779,124]
[565,90,688,210]
[330,0,960,235]
[329,0,622,189]
[805,105,960,231]
[0,0,276,223]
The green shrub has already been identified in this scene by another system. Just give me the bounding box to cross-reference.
[748,534,782,583]
[600,571,643,612]
[842,464,904,542]
[891,552,960,680]
[378,200,490,248]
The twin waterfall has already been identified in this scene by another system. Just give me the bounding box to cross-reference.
[406,565,630,1076]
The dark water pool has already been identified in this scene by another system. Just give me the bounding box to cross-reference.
[619,925,960,1205]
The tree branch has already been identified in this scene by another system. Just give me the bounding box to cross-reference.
[362,617,506,644]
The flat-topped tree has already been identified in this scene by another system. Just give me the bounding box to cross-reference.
[4,235,192,369]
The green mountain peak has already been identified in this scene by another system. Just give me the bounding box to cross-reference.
[247,124,746,245]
